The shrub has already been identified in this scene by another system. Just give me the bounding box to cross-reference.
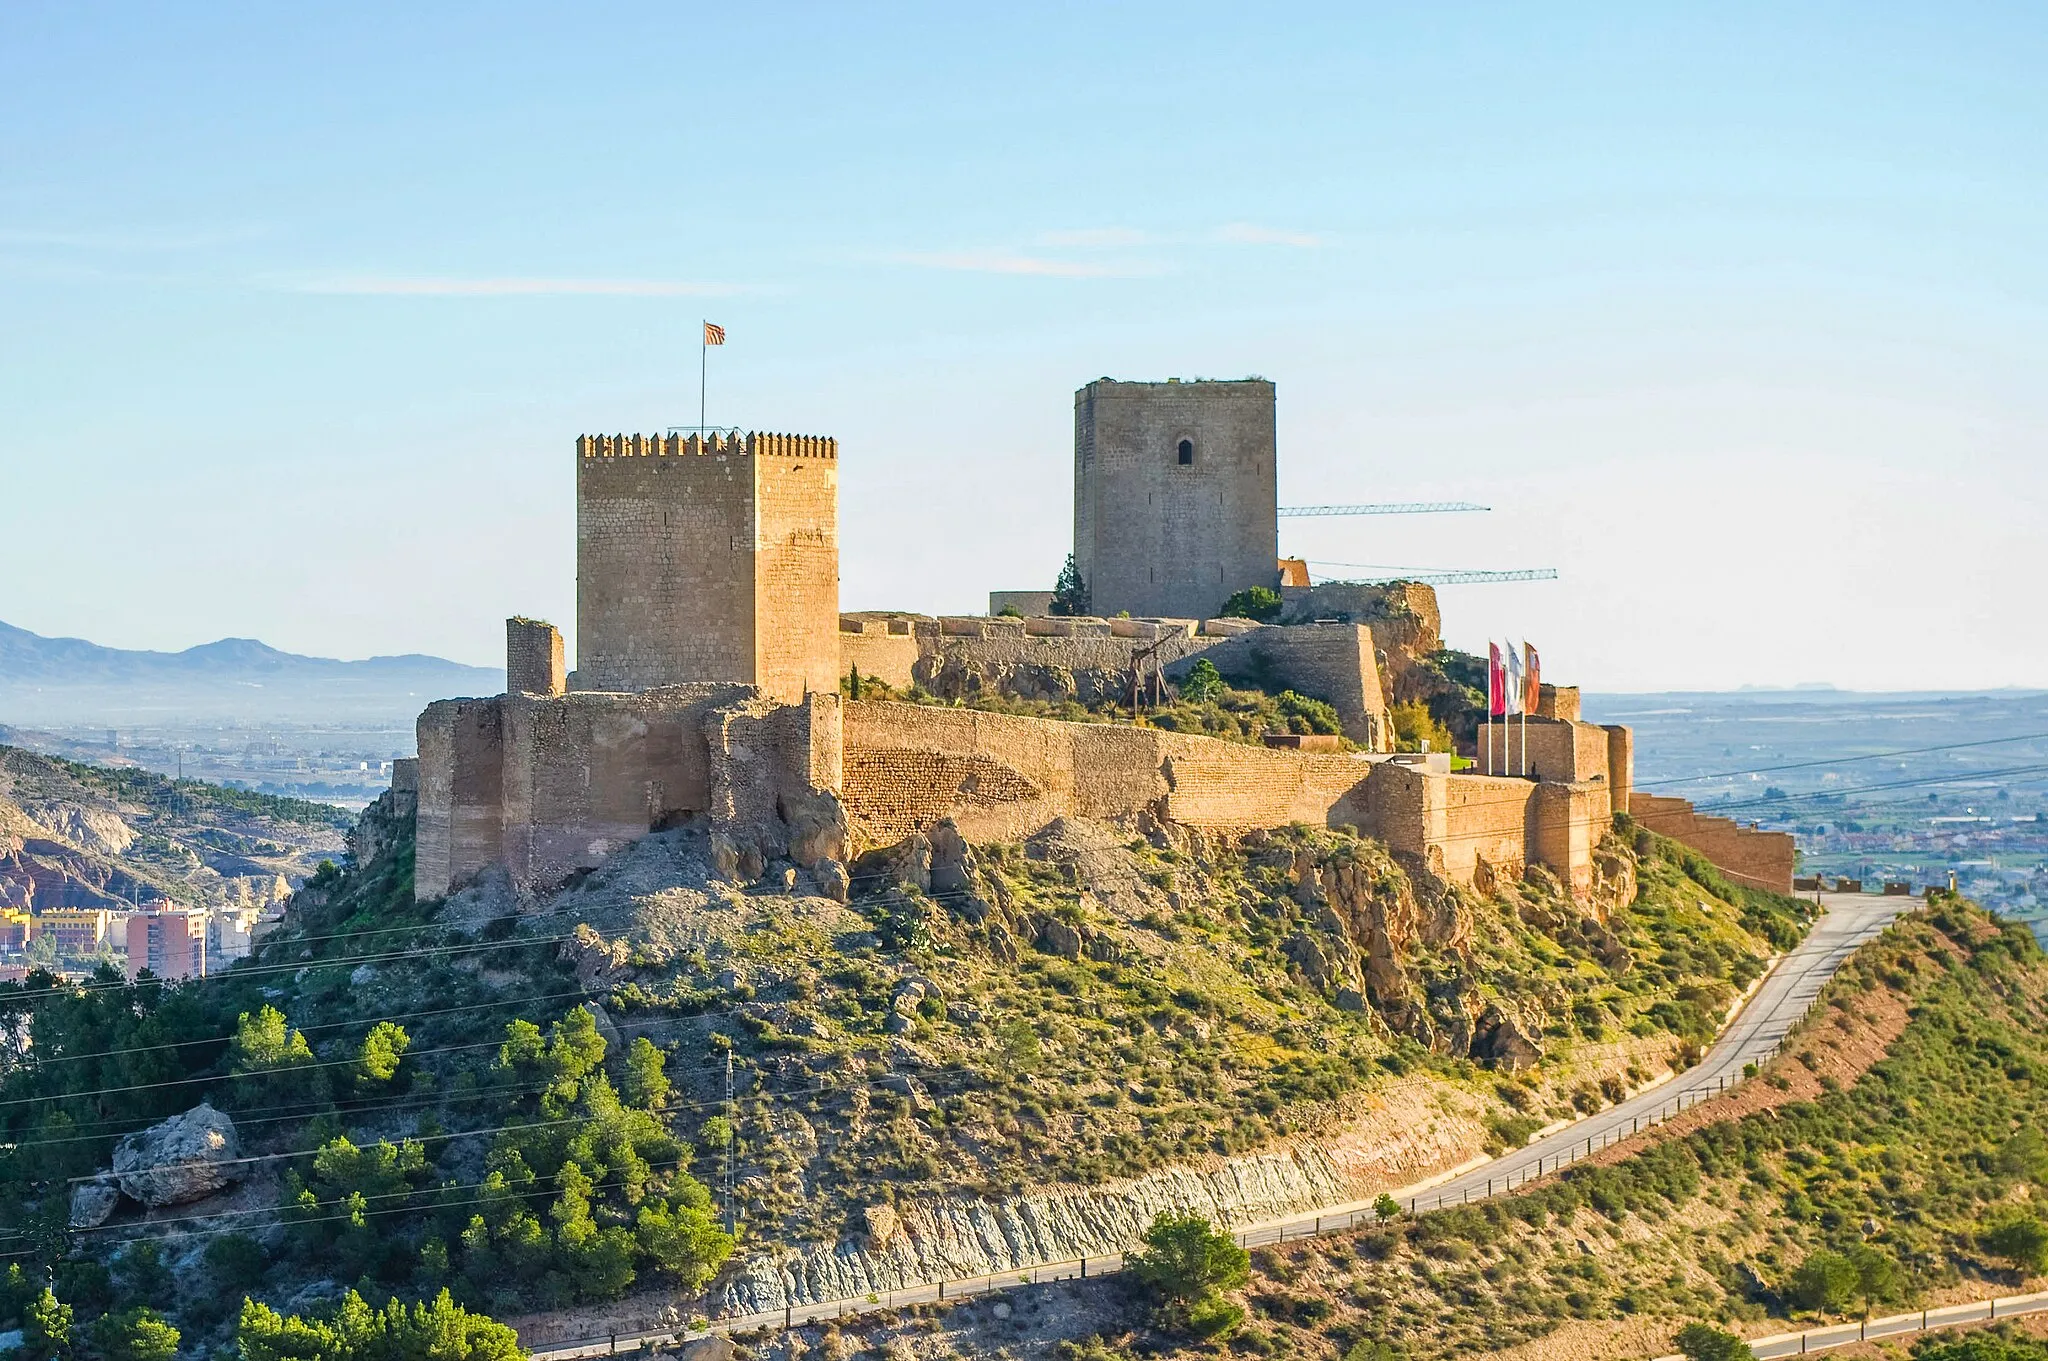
[1982,1212,2048,1274]
[1219,586,1282,622]
[1674,1322,1752,1360]
[1785,1250,1860,1313]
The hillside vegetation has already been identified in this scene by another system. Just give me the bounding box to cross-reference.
[0,775,1811,1353]
[791,895,2048,1361]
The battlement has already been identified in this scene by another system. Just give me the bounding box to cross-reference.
[576,432,838,460]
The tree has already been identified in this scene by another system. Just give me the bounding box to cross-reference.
[355,1021,411,1087]
[1126,1211,1250,1336]
[1373,1193,1402,1221]
[230,1005,321,1106]
[635,1184,735,1290]
[1390,701,1456,755]
[1999,1129,2048,1184]
[1844,1244,1906,1315]
[203,1233,267,1294]
[1219,585,1281,622]
[1050,555,1090,617]
[236,1290,521,1361]
[111,1241,174,1310]
[23,1288,73,1361]
[1673,1322,1752,1361]
[622,1036,670,1110]
[85,1308,179,1361]
[1179,659,1224,703]
[1785,1250,1860,1313]
[1983,1212,2048,1274]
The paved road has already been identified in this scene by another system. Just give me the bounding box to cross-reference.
[1331,891,1912,1222]
[529,893,1913,1359]
[1725,1288,2048,1358]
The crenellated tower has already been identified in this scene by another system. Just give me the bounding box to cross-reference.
[575,430,839,703]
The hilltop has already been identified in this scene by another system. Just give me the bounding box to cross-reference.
[0,769,1810,1353]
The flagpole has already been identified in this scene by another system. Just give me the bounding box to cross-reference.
[700,322,708,432]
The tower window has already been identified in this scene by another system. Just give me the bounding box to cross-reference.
[1176,438,1194,465]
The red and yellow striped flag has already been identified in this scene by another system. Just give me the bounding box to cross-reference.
[703,321,726,345]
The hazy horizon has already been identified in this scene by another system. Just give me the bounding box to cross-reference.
[5,4,2043,691]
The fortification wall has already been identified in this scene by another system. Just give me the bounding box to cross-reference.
[841,701,1373,847]
[1278,581,1444,706]
[1075,379,1278,620]
[1534,781,1611,901]
[837,617,1390,749]
[1476,718,1611,784]
[1604,725,1634,813]
[574,432,837,702]
[414,684,842,900]
[1629,793,1795,895]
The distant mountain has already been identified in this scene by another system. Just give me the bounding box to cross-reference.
[0,620,503,724]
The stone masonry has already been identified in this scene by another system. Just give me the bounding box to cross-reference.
[575,431,839,704]
[1074,379,1279,619]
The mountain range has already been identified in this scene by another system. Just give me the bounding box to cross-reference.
[0,620,502,724]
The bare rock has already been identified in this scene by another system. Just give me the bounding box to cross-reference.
[853,834,932,896]
[113,1103,242,1207]
[812,859,850,903]
[862,1202,901,1250]
[69,1177,119,1228]
[675,1338,737,1361]
[1473,1004,1543,1071]
[783,789,849,869]
[1035,917,1083,961]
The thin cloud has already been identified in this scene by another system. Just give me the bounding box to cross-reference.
[275,275,747,297]
[1214,223,1325,247]
[893,250,1166,278]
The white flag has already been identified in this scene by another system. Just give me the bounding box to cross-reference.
[1504,642,1524,716]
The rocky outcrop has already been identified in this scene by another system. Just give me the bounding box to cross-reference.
[111,1103,243,1207]
[718,1143,1359,1315]
[69,1177,120,1228]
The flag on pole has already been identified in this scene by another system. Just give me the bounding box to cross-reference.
[1524,643,1541,715]
[703,322,726,345]
[1505,642,1525,716]
[1487,642,1507,717]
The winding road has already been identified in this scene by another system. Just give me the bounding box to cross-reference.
[528,893,1913,1358]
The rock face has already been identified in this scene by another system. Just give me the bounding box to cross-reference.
[69,1177,119,1228]
[718,1143,1359,1315]
[112,1103,243,1207]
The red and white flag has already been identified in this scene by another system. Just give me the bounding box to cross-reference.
[703,321,726,345]
[1524,642,1541,715]
[1505,642,1524,716]
[1488,642,1507,717]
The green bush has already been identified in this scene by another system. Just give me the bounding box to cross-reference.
[1674,1322,1752,1360]
[1219,586,1282,622]
[1127,1211,1251,1335]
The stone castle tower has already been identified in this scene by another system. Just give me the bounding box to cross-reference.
[575,431,839,703]
[1073,378,1279,619]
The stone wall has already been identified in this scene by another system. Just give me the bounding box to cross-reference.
[840,700,1375,847]
[574,432,838,703]
[1628,793,1795,895]
[414,684,842,900]
[1475,717,1610,784]
[838,615,1391,749]
[1278,581,1445,706]
[1074,379,1278,619]
[506,617,566,697]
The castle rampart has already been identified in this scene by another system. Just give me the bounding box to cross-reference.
[576,431,839,703]
[1628,793,1795,895]
[506,617,566,697]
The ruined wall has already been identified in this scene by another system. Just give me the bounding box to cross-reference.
[1628,793,1795,895]
[1278,581,1445,707]
[1533,781,1611,901]
[575,432,838,703]
[1074,379,1278,620]
[414,685,842,900]
[506,618,566,697]
[1604,725,1633,814]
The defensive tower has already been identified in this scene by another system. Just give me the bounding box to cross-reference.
[1074,378,1279,619]
[575,430,839,703]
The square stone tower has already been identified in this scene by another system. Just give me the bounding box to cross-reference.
[575,431,839,703]
[1074,378,1278,619]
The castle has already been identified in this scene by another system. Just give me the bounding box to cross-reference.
[410,387,1793,906]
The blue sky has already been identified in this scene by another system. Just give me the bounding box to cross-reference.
[3,3,2043,689]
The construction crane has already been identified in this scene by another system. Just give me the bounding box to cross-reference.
[1278,501,1490,518]
[1306,562,1558,587]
